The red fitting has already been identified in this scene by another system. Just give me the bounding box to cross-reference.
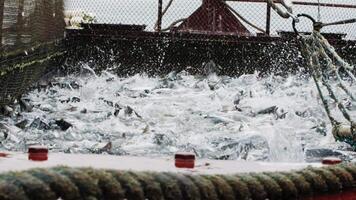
[175,152,195,168]
[28,146,48,161]
[0,153,9,158]
[322,157,342,165]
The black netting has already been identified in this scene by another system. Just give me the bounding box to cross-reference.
[0,0,65,107]
[1,0,65,54]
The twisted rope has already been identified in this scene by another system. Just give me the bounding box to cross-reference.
[267,0,296,20]
[299,31,356,148]
[225,3,266,34]
[0,164,356,200]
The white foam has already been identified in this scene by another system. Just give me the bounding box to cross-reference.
[1,66,355,162]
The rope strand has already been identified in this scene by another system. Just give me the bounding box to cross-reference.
[0,165,355,200]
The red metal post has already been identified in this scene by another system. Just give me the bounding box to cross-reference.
[175,152,195,168]
[28,146,49,161]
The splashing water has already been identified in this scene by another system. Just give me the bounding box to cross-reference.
[1,65,356,162]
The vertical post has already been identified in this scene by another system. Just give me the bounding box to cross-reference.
[157,0,163,32]
[0,0,5,49]
[266,3,271,36]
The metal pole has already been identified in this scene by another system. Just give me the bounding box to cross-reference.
[317,0,321,22]
[266,3,271,35]
[157,0,163,32]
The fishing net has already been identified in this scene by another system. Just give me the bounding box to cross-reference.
[0,0,65,55]
[0,0,65,107]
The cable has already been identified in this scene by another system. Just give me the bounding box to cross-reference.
[317,0,321,22]
[160,18,186,32]
[225,3,266,34]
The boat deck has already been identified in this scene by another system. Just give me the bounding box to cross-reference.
[0,152,322,174]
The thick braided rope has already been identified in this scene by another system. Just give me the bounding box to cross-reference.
[299,31,356,148]
[0,164,355,200]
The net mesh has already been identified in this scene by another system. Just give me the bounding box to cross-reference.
[0,0,65,55]
[63,0,356,39]
[0,0,65,107]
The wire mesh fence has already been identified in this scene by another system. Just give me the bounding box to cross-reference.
[64,0,356,39]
